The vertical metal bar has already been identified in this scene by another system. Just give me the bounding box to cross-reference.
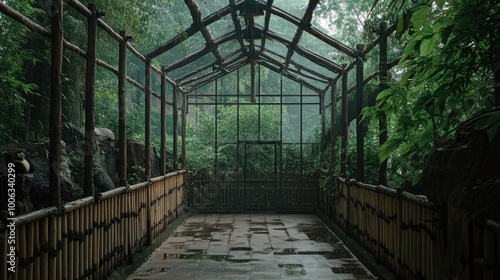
[330,81,337,186]
[144,59,152,245]
[244,143,247,210]
[280,76,283,210]
[300,84,303,208]
[50,0,63,207]
[237,69,241,210]
[340,69,349,177]
[145,60,152,180]
[182,93,187,169]
[160,72,167,174]
[258,64,261,141]
[118,31,128,187]
[84,4,101,198]
[173,86,179,170]
[356,44,365,182]
[251,62,256,103]
[379,22,388,186]
[215,78,218,184]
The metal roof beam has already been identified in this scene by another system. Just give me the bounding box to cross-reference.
[162,31,237,72]
[147,2,242,59]
[284,0,319,69]
[259,60,324,94]
[268,5,356,57]
[262,27,343,73]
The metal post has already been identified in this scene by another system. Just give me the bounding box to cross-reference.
[280,76,283,209]
[300,84,303,207]
[330,81,337,186]
[173,86,179,170]
[84,4,103,198]
[215,78,218,177]
[160,72,167,174]
[251,62,256,103]
[145,59,152,180]
[379,22,389,186]
[340,69,348,177]
[145,59,152,245]
[356,44,365,182]
[118,31,128,187]
[258,64,261,141]
[181,93,187,169]
[49,0,63,207]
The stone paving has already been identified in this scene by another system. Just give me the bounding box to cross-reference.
[127,214,375,280]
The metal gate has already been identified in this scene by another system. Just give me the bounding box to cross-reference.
[239,141,280,210]
[187,141,319,212]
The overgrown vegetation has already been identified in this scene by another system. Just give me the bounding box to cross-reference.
[1,0,498,190]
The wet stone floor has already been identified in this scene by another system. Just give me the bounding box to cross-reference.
[127,214,375,280]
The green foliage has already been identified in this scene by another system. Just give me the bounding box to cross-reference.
[0,1,41,142]
[365,0,500,187]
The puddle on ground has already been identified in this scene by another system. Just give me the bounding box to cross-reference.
[146,267,169,273]
[299,227,340,244]
[250,221,283,226]
[249,227,267,231]
[226,259,251,263]
[274,248,297,255]
[279,263,306,276]
[229,247,252,251]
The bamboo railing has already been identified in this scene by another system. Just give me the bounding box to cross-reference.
[0,171,185,280]
[319,178,500,280]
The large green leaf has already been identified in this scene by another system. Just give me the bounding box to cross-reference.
[419,36,435,56]
[411,6,431,31]
[378,138,403,163]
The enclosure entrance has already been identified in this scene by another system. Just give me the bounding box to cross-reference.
[239,141,281,210]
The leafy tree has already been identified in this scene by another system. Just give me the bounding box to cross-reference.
[366,0,500,187]
[0,1,41,142]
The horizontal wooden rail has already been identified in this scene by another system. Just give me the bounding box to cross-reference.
[0,171,186,280]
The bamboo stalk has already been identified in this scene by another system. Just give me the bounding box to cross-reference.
[78,207,84,280]
[18,225,26,280]
[98,186,127,201]
[48,217,56,280]
[26,222,34,279]
[67,212,74,280]
[40,217,48,280]
[85,205,91,280]
[63,197,94,214]
[61,212,67,280]
[96,199,102,279]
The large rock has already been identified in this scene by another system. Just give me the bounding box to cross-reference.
[420,109,500,279]
[127,140,161,184]
[62,124,118,188]
[17,141,81,210]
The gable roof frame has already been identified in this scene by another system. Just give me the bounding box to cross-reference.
[149,0,357,95]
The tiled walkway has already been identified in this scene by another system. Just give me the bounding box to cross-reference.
[127,214,375,280]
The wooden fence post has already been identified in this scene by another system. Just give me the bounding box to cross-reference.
[173,86,179,170]
[378,21,389,186]
[356,44,365,182]
[49,0,63,207]
[340,69,349,177]
[118,30,129,188]
[160,72,167,174]
[182,92,187,169]
[145,59,152,245]
[84,4,104,197]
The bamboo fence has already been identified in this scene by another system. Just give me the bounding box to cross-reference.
[0,171,185,280]
[319,178,500,280]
